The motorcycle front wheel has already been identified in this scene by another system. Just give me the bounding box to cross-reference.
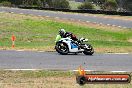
[83,44,94,55]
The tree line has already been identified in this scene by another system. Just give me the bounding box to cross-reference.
[84,0,132,11]
[0,0,131,11]
[0,0,70,8]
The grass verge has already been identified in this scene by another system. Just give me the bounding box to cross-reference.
[0,12,132,53]
[0,70,132,88]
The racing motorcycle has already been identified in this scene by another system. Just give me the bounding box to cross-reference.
[55,35,94,55]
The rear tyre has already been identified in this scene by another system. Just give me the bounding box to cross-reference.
[83,44,94,55]
[55,42,69,55]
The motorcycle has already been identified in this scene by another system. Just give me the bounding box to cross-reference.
[55,35,94,55]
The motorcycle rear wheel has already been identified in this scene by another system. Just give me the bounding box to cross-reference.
[55,42,69,55]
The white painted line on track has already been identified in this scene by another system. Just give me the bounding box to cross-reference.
[107,24,110,26]
[38,15,42,17]
[73,70,94,72]
[62,13,66,14]
[104,53,129,55]
[38,51,45,52]
[16,50,25,52]
[20,13,24,14]
[21,9,26,11]
[72,70,129,73]
[55,17,59,19]
[114,53,129,54]
[110,71,128,73]
[46,16,50,17]
[112,25,116,27]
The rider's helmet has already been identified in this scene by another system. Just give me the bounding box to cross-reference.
[59,29,66,36]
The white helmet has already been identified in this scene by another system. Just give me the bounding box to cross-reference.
[59,29,66,36]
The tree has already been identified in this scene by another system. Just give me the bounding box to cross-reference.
[115,0,132,11]
[103,0,118,11]
[78,1,94,9]
[123,0,132,11]
[34,0,70,8]
[9,0,23,5]
[52,0,70,9]
[85,0,118,11]
[0,1,11,7]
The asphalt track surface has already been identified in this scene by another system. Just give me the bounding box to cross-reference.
[0,50,132,72]
[0,7,132,28]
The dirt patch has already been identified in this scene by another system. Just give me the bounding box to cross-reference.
[128,39,132,43]
[0,77,77,88]
[95,47,132,53]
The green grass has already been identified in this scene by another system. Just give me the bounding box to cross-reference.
[0,13,132,52]
[0,70,74,78]
[22,70,74,78]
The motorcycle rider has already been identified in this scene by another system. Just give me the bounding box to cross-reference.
[56,29,81,49]
[56,29,87,44]
[58,29,78,41]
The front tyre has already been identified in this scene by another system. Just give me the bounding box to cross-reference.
[83,44,94,55]
[55,42,69,55]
